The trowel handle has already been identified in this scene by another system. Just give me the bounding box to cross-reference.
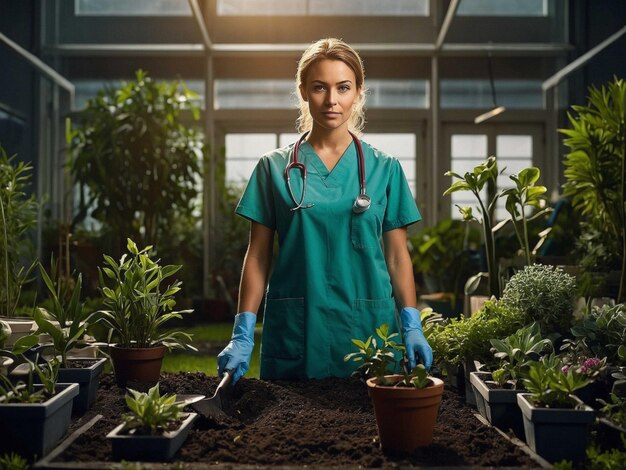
[218,368,233,391]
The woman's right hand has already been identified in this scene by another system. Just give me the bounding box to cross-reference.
[217,312,257,383]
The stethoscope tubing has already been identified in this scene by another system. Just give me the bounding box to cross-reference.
[286,131,369,212]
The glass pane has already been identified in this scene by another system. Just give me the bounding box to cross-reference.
[215,79,427,110]
[75,79,204,109]
[495,135,534,219]
[368,80,429,109]
[225,134,278,183]
[496,135,532,158]
[309,0,428,16]
[450,135,488,219]
[76,0,191,16]
[218,0,428,16]
[457,0,547,16]
[279,133,300,147]
[215,80,296,109]
[440,80,543,109]
[363,133,417,196]
[451,134,487,158]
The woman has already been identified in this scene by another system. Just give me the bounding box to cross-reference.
[218,38,432,382]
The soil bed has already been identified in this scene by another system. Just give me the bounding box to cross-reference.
[56,372,538,468]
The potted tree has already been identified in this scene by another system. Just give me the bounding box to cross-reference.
[106,383,198,461]
[66,70,203,258]
[470,322,552,439]
[97,238,196,388]
[345,324,444,453]
[0,357,79,458]
[0,146,38,346]
[13,262,106,413]
[516,354,602,463]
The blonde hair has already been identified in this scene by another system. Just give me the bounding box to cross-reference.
[296,38,366,134]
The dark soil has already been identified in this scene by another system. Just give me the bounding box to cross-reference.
[57,372,538,468]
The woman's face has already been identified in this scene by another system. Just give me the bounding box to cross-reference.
[299,59,360,133]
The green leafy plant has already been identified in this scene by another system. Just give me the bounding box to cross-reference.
[560,77,626,302]
[0,356,59,403]
[344,323,434,389]
[67,69,203,255]
[13,262,98,367]
[97,238,195,350]
[598,393,626,428]
[344,323,404,385]
[427,298,527,370]
[585,437,626,470]
[122,383,184,435]
[567,303,626,366]
[444,156,502,297]
[0,452,29,470]
[521,353,604,408]
[500,264,577,335]
[489,322,553,388]
[499,167,550,265]
[0,145,39,318]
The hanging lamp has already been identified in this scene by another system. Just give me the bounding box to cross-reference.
[474,52,506,124]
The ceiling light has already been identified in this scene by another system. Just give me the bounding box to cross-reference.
[474,52,506,124]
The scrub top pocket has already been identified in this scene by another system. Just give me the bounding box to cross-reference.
[261,297,305,360]
[350,203,384,250]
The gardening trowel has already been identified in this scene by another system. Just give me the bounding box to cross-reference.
[175,394,206,408]
[190,369,233,419]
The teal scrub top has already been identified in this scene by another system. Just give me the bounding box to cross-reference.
[235,139,421,379]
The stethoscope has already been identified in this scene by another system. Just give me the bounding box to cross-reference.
[285,131,371,213]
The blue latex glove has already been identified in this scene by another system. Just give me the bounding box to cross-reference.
[217,312,256,384]
[400,307,433,370]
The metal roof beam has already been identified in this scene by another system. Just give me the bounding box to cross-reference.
[435,0,460,51]
[46,42,574,58]
[188,0,212,50]
[0,31,75,107]
[542,25,626,90]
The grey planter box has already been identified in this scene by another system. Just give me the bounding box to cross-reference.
[107,412,198,461]
[58,357,107,413]
[0,382,79,458]
[517,392,595,463]
[470,371,525,440]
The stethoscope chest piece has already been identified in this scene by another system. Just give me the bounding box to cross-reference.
[353,193,371,214]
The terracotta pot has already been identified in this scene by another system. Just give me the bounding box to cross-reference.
[109,344,168,388]
[367,375,444,453]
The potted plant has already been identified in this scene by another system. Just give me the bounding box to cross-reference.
[444,161,550,302]
[0,145,38,345]
[427,298,526,404]
[13,262,106,413]
[560,77,625,303]
[344,323,444,453]
[0,357,79,458]
[106,383,198,461]
[97,238,196,387]
[470,322,552,439]
[516,353,600,463]
[66,70,203,257]
[499,263,577,337]
[444,156,502,298]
